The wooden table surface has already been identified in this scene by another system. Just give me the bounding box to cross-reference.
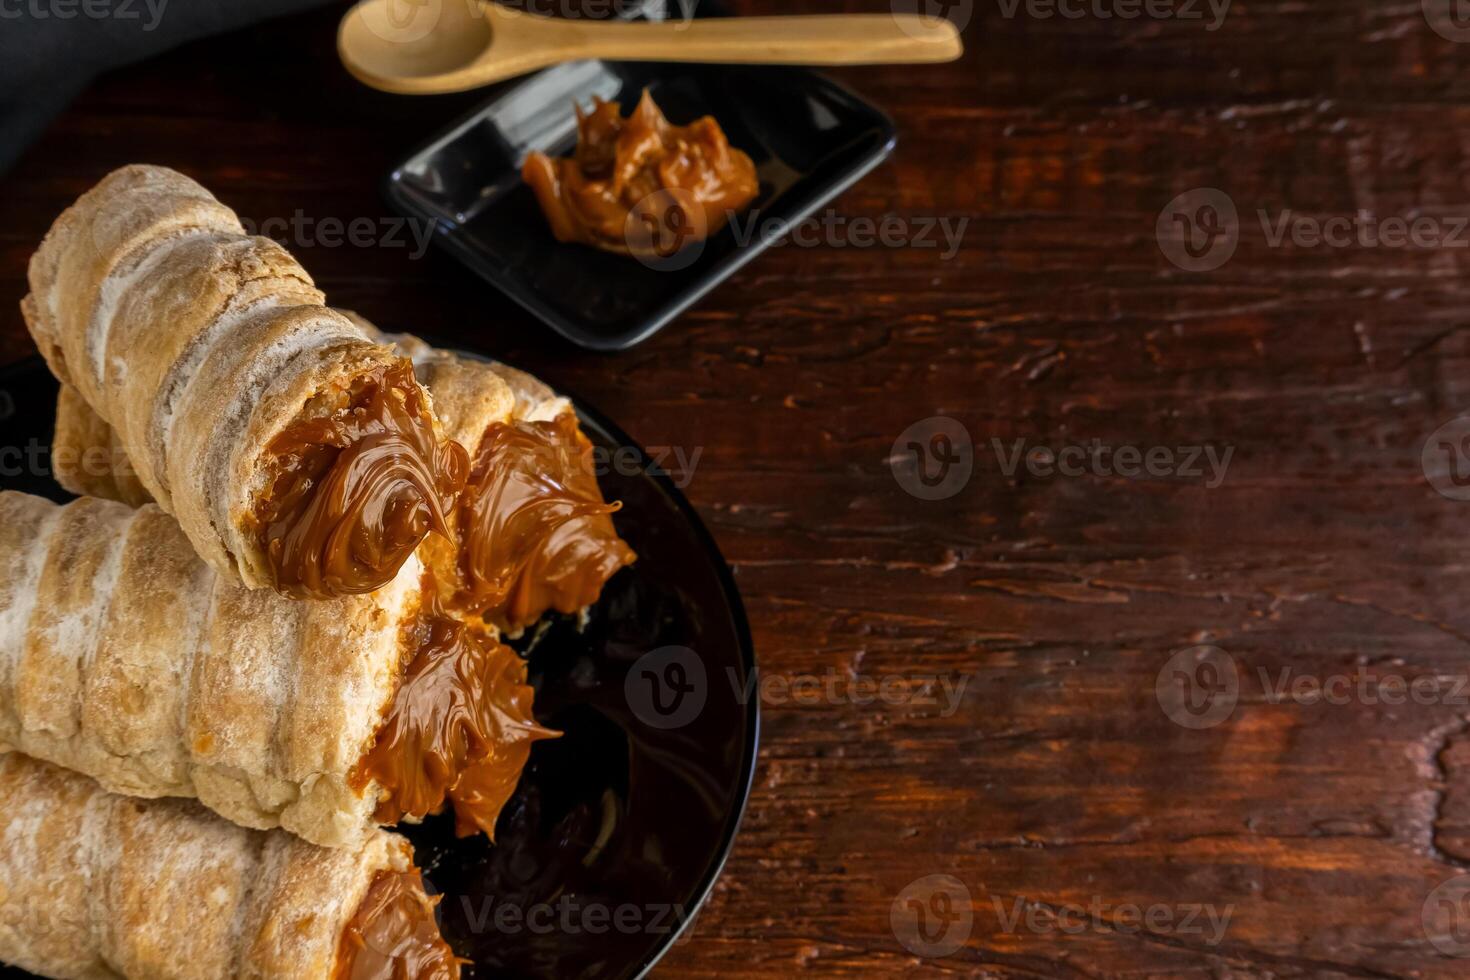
[5,0,1470,976]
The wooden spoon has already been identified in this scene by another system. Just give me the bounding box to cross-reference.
[338,0,964,95]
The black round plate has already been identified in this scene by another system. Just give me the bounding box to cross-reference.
[0,356,759,980]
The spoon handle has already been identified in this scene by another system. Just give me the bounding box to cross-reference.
[561,14,964,66]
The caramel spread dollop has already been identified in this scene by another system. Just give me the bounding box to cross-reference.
[355,582,556,838]
[522,89,759,256]
[255,360,470,599]
[455,412,636,630]
[334,868,463,980]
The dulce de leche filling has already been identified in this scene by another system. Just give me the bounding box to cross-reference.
[334,867,463,980]
[521,89,759,257]
[455,412,636,630]
[353,580,556,839]
[253,360,469,600]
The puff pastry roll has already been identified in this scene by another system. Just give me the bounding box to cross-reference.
[52,382,151,508]
[54,324,637,632]
[21,165,468,599]
[0,491,552,848]
[0,753,460,980]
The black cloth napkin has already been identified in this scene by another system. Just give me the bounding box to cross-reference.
[0,0,335,172]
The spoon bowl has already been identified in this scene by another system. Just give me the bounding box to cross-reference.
[339,0,498,83]
[339,0,964,95]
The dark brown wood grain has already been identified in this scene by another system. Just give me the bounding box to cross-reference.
[6,0,1470,976]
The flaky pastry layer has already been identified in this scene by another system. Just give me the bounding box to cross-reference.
[0,753,413,980]
[0,491,422,848]
[21,165,450,593]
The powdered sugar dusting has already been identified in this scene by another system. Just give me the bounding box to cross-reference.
[153,294,286,486]
[0,754,409,977]
[0,492,422,847]
[88,227,216,394]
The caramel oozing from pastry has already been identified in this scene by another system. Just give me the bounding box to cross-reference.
[334,868,463,980]
[522,89,758,256]
[455,412,636,630]
[255,360,469,599]
[355,583,555,838]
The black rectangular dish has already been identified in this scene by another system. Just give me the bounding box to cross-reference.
[386,40,896,351]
